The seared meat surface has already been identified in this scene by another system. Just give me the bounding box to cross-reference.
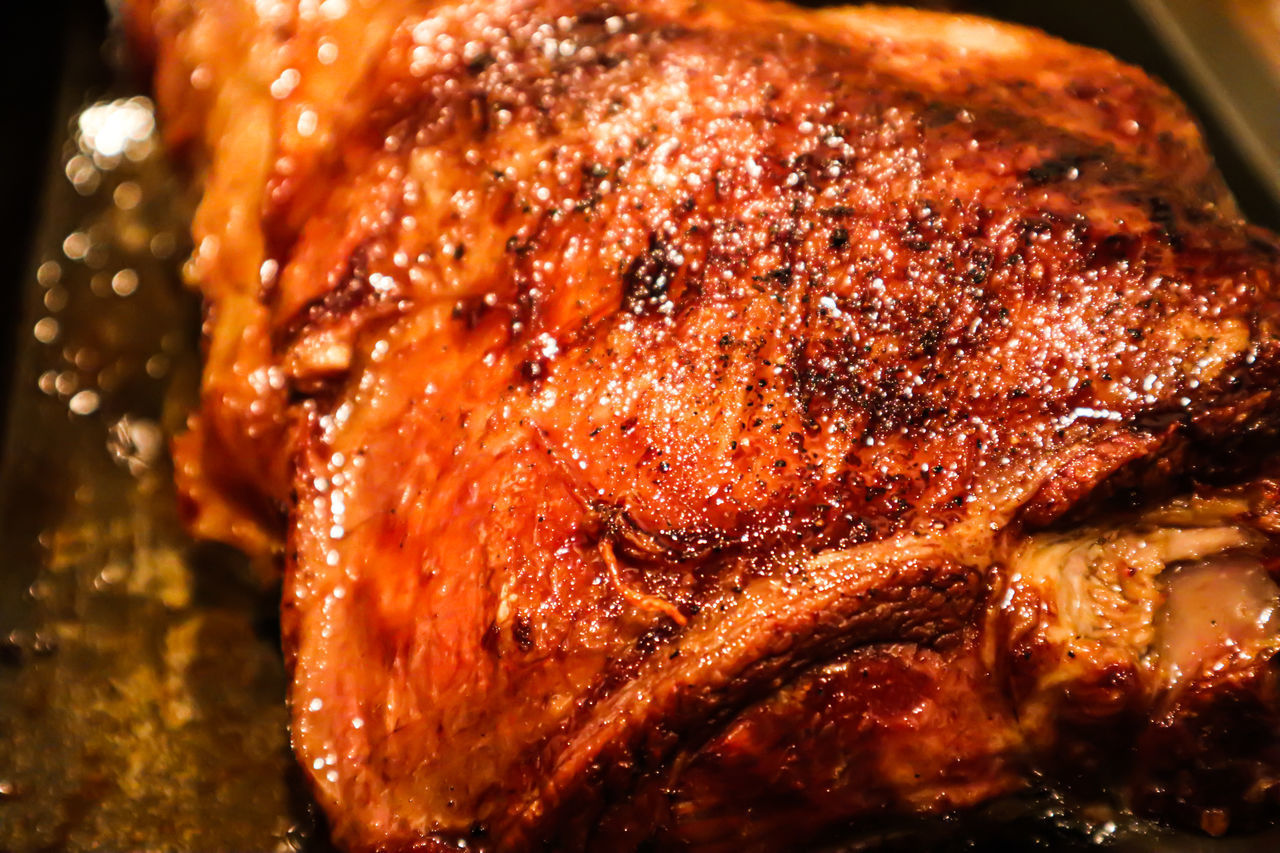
[125,0,1280,848]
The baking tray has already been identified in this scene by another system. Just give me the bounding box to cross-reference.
[1,2,1279,851]
[0,3,331,850]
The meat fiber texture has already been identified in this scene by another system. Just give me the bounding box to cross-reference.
[125,0,1280,849]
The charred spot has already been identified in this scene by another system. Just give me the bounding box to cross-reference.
[1132,407,1188,434]
[923,101,966,128]
[964,248,992,284]
[290,245,369,340]
[1146,195,1183,248]
[512,615,534,651]
[916,324,944,357]
[635,630,660,655]
[635,622,679,656]
[793,338,946,436]
[1089,232,1141,267]
[591,502,729,567]
[1026,155,1088,186]
[505,235,534,255]
[520,359,547,382]
[481,620,501,654]
[278,242,403,353]
[572,193,603,215]
[622,233,680,315]
[452,295,492,330]
[830,227,850,250]
[575,6,620,27]
[465,51,495,74]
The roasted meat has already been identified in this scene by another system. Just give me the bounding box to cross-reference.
[125,0,1280,849]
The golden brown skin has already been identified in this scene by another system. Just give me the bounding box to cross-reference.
[126,0,1280,849]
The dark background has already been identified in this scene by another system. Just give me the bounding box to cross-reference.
[0,0,112,423]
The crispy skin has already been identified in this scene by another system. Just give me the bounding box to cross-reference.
[126,0,1280,849]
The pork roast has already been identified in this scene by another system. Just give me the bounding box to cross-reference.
[124,0,1280,848]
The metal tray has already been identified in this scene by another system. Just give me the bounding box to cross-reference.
[0,4,333,850]
[1,2,1278,851]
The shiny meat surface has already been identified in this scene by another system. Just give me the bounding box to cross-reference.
[124,0,1280,848]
